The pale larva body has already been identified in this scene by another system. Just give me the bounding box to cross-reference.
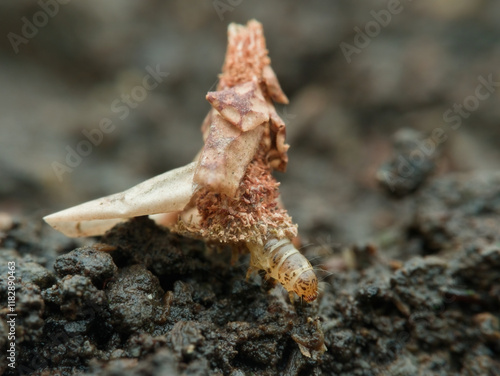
[247,237,318,302]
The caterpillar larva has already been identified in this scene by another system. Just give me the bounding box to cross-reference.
[43,21,319,306]
[247,237,318,302]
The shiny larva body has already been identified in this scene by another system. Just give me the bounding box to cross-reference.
[248,238,318,302]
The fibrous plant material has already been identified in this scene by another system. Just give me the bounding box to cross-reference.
[44,20,319,304]
[187,145,297,243]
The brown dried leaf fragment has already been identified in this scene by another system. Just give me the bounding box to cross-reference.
[206,81,269,132]
[193,112,264,198]
[267,105,289,172]
[263,65,289,104]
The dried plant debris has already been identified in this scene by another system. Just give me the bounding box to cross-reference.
[43,162,197,237]
[43,20,318,303]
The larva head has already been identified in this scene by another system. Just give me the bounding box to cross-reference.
[293,269,318,302]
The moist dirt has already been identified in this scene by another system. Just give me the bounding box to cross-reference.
[1,171,499,375]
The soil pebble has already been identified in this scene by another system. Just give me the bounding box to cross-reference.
[377,128,439,197]
[54,246,118,287]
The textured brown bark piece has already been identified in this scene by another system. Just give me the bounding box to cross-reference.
[193,112,264,197]
[206,81,269,132]
[263,65,289,104]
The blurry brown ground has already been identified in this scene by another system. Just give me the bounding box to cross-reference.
[1,1,499,247]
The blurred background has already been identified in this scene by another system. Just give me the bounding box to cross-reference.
[1,0,499,247]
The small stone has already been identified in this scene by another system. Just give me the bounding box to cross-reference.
[54,245,118,287]
[106,265,165,333]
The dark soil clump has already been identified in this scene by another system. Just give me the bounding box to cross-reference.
[2,171,500,375]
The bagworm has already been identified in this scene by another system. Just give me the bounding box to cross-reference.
[44,20,319,303]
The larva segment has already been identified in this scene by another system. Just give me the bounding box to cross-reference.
[248,238,318,302]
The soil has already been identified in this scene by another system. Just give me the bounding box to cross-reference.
[1,2,500,375]
[2,175,500,375]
